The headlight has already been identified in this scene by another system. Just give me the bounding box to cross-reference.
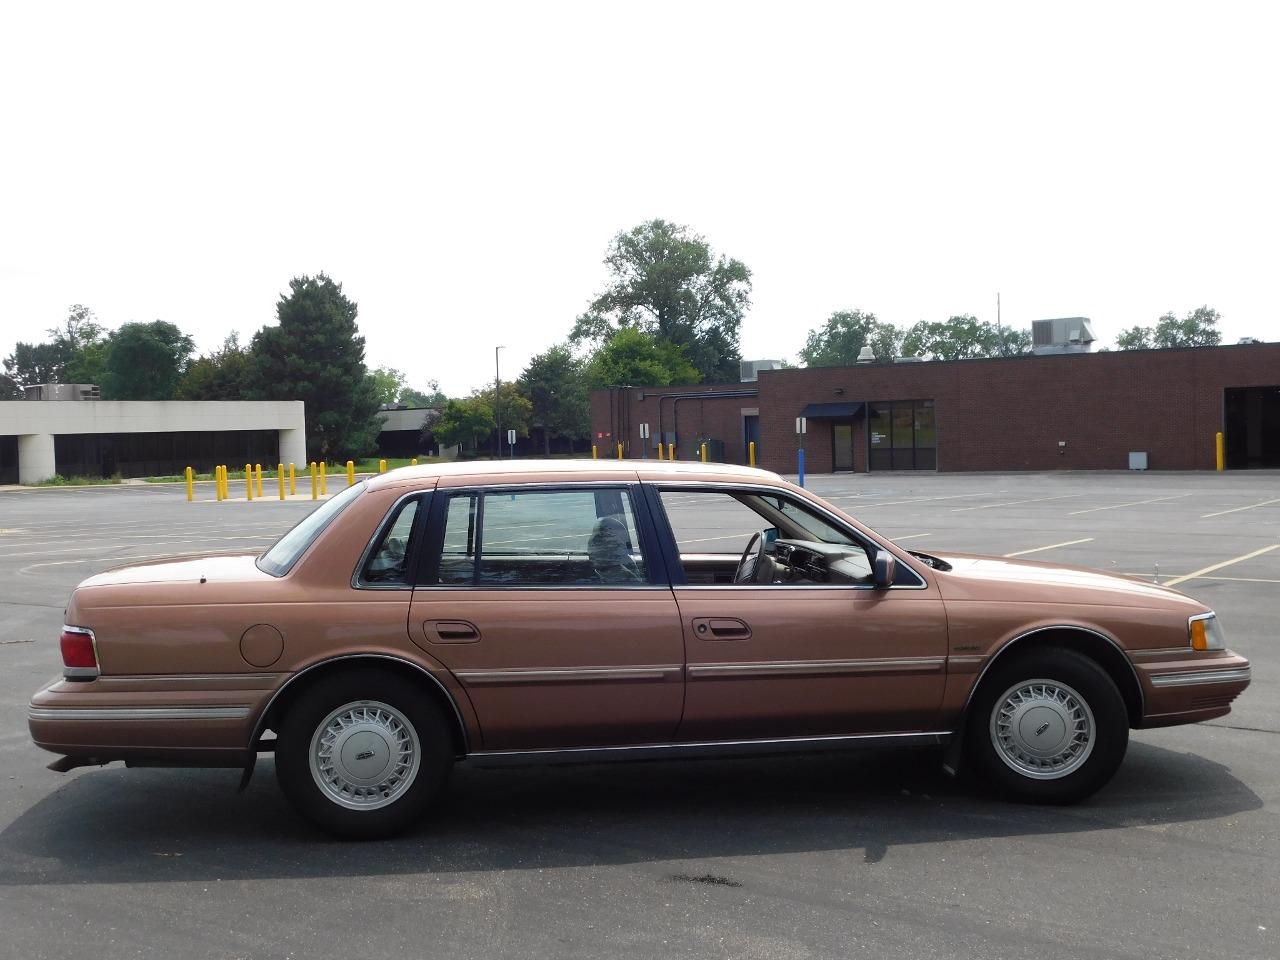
[1189,613,1226,651]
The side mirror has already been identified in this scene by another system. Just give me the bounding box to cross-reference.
[872,549,896,589]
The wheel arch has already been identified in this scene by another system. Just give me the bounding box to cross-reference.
[251,654,471,758]
[963,625,1144,728]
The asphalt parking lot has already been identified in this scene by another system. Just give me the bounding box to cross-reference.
[1,469,1277,960]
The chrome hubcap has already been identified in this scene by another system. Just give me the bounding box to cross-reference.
[309,700,420,810]
[990,679,1095,780]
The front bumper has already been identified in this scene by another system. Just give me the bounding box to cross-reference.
[1136,650,1251,728]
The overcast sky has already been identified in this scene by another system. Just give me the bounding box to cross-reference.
[2,1,1277,395]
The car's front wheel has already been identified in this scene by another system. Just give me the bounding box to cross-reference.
[275,669,453,838]
[966,647,1128,803]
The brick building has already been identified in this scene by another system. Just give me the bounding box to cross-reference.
[589,342,1280,474]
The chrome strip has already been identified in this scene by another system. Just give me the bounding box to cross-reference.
[247,653,471,755]
[29,706,252,721]
[958,624,1145,719]
[466,730,953,766]
[95,674,284,686]
[1150,667,1251,688]
[688,657,946,679]
[456,665,683,686]
[1128,647,1195,662]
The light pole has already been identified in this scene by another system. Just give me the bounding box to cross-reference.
[494,345,504,461]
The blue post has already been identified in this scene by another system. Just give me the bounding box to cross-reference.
[797,448,806,488]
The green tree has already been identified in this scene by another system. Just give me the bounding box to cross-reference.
[4,304,109,387]
[798,310,904,366]
[585,327,700,389]
[368,366,408,406]
[570,219,751,382]
[101,320,195,399]
[1115,306,1222,350]
[519,344,589,454]
[433,396,494,453]
[176,333,252,400]
[1115,326,1154,350]
[902,315,1032,361]
[248,274,381,460]
[2,341,63,387]
[399,379,447,408]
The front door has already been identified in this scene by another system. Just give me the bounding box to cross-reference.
[653,486,949,740]
[832,421,854,471]
[408,483,684,751]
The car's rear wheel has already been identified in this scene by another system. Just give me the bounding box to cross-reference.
[966,647,1128,803]
[275,669,453,838]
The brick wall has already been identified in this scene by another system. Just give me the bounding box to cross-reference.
[589,343,1280,473]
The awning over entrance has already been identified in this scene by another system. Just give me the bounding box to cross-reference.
[799,401,865,419]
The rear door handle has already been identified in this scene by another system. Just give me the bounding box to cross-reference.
[423,620,481,644]
[692,617,752,641]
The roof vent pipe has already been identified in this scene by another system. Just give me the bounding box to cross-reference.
[856,345,876,363]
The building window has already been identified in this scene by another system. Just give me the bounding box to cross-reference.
[868,400,936,470]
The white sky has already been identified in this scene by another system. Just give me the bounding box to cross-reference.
[2,1,1277,395]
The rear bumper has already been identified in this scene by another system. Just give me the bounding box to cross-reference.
[28,674,276,766]
[1136,651,1251,728]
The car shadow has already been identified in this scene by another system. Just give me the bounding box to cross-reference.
[0,740,1261,886]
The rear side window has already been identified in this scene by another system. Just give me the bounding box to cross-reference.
[257,482,364,577]
[431,487,647,586]
[361,497,423,585]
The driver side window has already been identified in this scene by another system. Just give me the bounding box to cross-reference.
[656,488,871,586]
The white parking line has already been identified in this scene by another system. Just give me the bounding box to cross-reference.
[1162,545,1280,587]
[1200,497,1280,519]
[829,493,989,507]
[1003,538,1095,558]
[952,494,1082,513]
[1067,494,1190,516]
[889,533,932,542]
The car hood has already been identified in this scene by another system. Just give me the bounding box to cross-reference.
[77,551,274,588]
[929,552,1207,611]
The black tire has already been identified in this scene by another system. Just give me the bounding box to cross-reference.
[965,647,1128,804]
[275,668,453,838]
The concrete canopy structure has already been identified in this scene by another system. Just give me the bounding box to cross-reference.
[0,400,306,484]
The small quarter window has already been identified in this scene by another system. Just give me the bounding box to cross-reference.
[362,498,421,585]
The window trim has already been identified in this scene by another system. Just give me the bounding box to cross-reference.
[647,480,929,591]
[351,491,433,590]
[415,482,668,591]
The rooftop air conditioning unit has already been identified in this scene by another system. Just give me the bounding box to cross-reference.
[740,359,783,382]
[1031,318,1096,356]
[23,383,101,401]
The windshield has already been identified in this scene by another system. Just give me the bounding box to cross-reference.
[256,481,365,577]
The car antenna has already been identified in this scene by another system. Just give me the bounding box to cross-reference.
[1153,562,1159,585]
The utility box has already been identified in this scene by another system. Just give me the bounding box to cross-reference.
[697,437,726,462]
[1128,451,1148,471]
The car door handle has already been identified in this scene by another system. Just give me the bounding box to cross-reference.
[692,617,752,641]
[423,620,481,644]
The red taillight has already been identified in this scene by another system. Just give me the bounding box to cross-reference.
[60,627,98,677]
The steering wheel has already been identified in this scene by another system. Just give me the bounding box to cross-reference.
[733,530,773,584]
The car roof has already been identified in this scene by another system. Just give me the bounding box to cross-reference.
[366,458,785,490]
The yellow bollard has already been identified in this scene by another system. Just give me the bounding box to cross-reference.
[309,461,317,500]
[245,463,254,501]
[346,460,355,486]
[185,466,193,502]
[592,445,598,459]
[319,461,327,495]
[617,443,623,460]
[254,464,263,499]
[379,459,387,474]
[669,444,676,461]
[749,440,756,467]
[657,441,665,460]
[220,465,227,501]
[288,462,296,496]
[278,463,285,500]
[700,442,708,463]
[214,465,222,502]
[1215,431,1225,471]
[411,457,418,466]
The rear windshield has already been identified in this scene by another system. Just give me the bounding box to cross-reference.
[256,482,365,577]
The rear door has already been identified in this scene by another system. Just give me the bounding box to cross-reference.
[650,484,949,740]
[408,482,684,751]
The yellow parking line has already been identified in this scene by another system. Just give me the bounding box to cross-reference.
[1067,494,1190,516]
[1200,497,1280,519]
[1003,537,1095,558]
[1162,545,1280,587]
